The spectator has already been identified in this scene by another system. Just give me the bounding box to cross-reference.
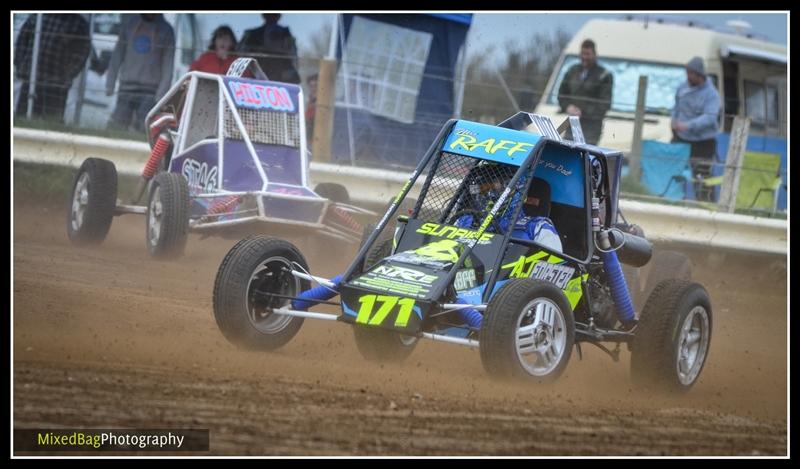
[14,14,91,123]
[305,73,318,141]
[557,39,613,145]
[671,56,721,202]
[106,14,175,133]
[190,25,240,75]
[239,14,300,84]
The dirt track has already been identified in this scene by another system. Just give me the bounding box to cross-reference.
[13,203,787,455]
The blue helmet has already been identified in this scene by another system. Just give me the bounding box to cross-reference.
[464,163,511,211]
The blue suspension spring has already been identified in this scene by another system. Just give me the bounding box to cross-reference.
[600,250,636,324]
[456,296,483,330]
[292,275,343,310]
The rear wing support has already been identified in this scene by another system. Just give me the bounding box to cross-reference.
[226,57,268,80]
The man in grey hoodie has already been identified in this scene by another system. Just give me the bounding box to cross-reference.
[671,56,721,202]
[106,14,175,132]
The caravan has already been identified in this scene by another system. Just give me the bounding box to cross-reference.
[534,16,787,151]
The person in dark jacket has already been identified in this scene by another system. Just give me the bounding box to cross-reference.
[557,39,613,145]
[105,14,175,132]
[305,73,318,141]
[14,14,91,122]
[190,25,240,75]
[238,14,300,84]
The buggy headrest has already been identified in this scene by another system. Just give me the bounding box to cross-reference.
[524,177,552,218]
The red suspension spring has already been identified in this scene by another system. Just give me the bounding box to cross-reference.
[142,135,170,179]
[208,196,241,216]
[332,206,362,233]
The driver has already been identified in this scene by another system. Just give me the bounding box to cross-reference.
[455,166,562,252]
[514,177,562,252]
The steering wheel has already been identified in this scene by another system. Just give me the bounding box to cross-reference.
[449,208,504,234]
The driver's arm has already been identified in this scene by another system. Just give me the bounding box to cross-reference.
[455,214,474,228]
[528,217,563,252]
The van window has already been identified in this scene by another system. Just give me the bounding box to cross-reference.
[176,15,196,67]
[92,13,121,36]
[547,55,686,115]
[744,80,779,130]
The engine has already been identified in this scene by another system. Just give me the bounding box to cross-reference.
[586,274,618,329]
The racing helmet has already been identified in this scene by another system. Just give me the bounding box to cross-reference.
[464,163,511,210]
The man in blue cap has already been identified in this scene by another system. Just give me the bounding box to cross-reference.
[671,56,721,202]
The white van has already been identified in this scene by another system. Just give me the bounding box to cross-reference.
[534,16,787,151]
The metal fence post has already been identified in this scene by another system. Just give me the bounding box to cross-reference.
[26,13,43,120]
[72,13,94,126]
[629,75,648,181]
[718,116,751,213]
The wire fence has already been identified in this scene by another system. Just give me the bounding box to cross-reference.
[12,14,787,215]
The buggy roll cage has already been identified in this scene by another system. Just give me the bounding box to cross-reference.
[341,113,623,304]
[136,58,375,240]
[144,58,308,193]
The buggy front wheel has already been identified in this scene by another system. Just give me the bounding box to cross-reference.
[213,236,310,350]
[66,158,118,245]
[479,279,575,382]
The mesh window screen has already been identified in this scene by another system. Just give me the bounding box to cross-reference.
[223,102,300,148]
[183,79,219,148]
[414,152,520,233]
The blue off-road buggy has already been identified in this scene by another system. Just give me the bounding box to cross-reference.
[213,113,712,391]
[66,59,373,258]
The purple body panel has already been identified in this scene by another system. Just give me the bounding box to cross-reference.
[167,140,319,222]
[169,142,220,193]
[262,183,324,224]
[221,141,302,191]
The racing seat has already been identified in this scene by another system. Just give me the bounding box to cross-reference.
[548,202,587,259]
[520,176,587,259]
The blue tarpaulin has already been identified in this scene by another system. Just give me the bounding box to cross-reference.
[331,14,472,168]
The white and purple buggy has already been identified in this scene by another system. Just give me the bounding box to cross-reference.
[67,59,374,258]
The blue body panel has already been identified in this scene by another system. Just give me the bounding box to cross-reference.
[443,120,541,166]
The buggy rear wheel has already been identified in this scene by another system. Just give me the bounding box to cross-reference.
[480,279,575,382]
[359,222,394,271]
[314,182,350,204]
[351,230,414,362]
[66,158,117,245]
[621,264,644,312]
[146,172,190,258]
[642,250,692,300]
[213,235,311,350]
[630,279,712,393]
[353,327,418,363]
